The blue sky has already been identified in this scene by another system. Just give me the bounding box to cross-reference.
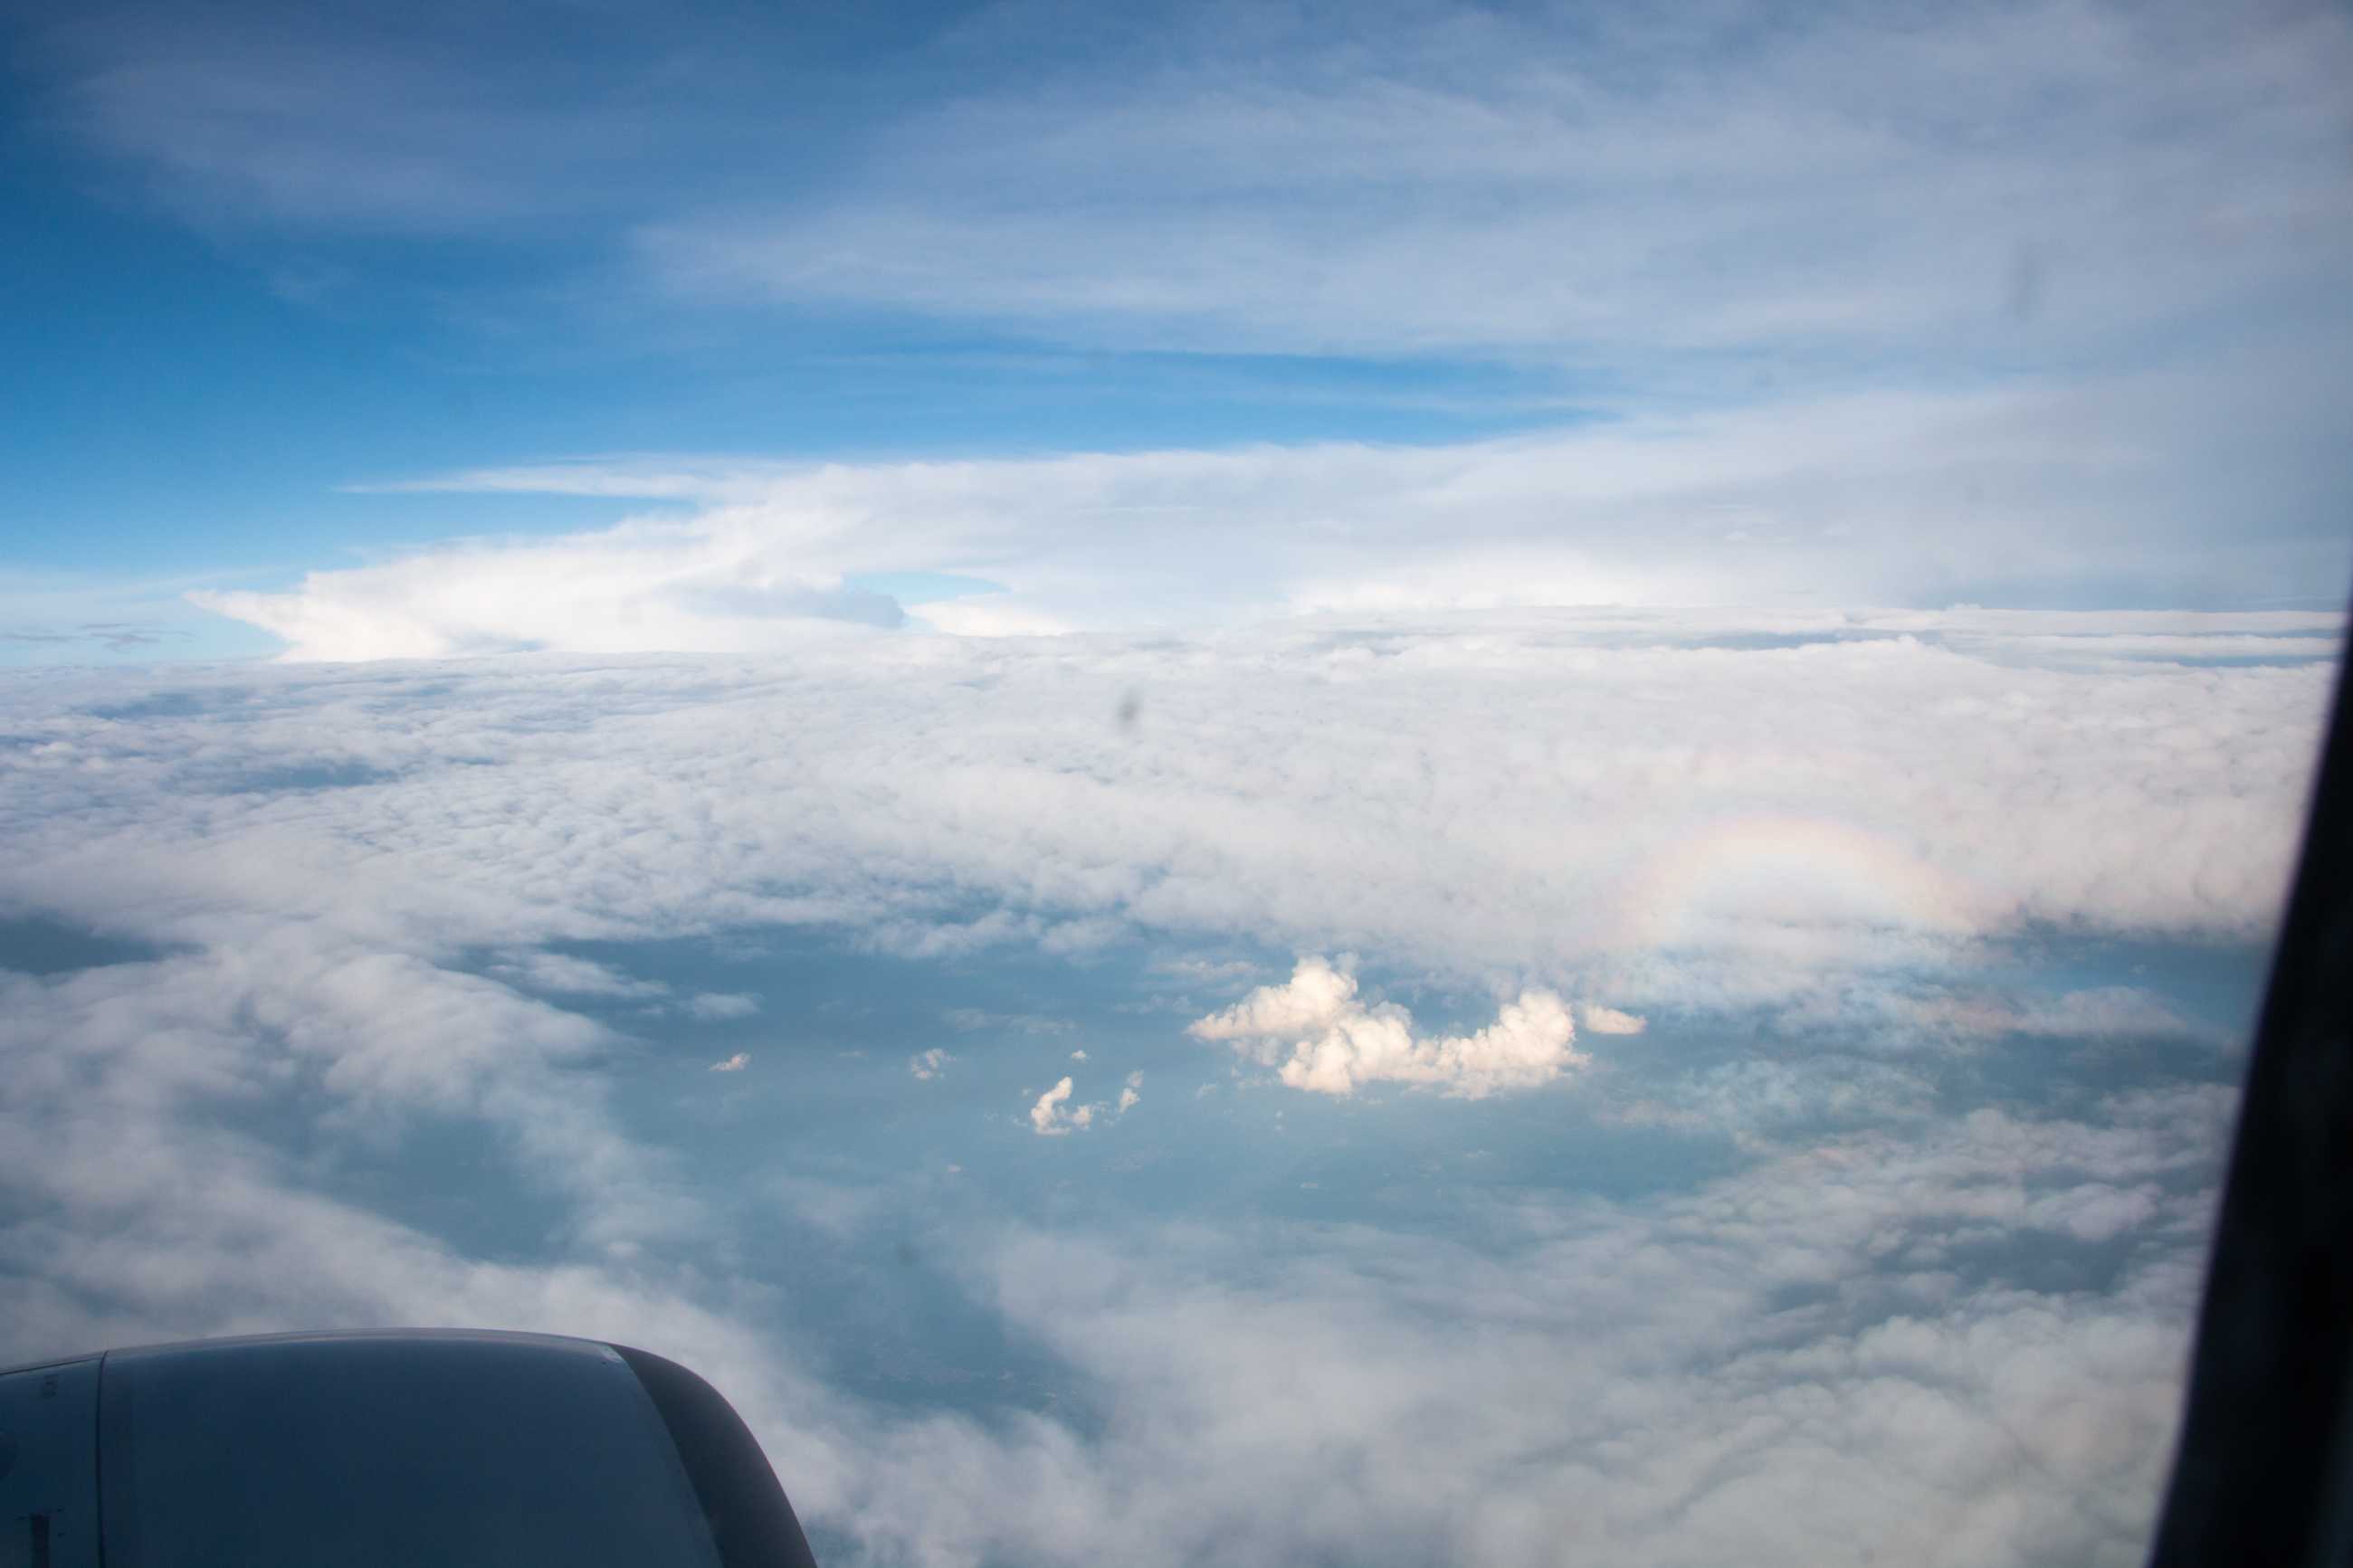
[1,4,2350,1564]
[5,0,2350,660]
[4,0,1603,616]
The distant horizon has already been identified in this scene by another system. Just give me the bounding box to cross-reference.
[6,0,2349,662]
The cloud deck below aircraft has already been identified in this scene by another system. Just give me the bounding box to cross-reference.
[0,611,2324,1565]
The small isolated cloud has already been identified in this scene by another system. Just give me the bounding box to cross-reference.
[1030,1076,1077,1136]
[910,1047,952,1080]
[1189,956,1589,1098]
[1118,1070,1142,1115]
[1030,1075,1113,1135]
[687,991,759,1021]
[708,1051,749,1073]
[1578,1002,1648,1036]
[1070,1049,1088,1061]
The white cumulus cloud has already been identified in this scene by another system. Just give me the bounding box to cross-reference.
[1189,957,1591,1098]
[1030,1076,1078,1136]
[1577,1002,1648,1035]
[707,1050,749,1073]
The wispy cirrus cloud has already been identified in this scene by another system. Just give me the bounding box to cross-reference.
[31,0,2352,379]
[644,0,2353,367]
[33,0,2348,673]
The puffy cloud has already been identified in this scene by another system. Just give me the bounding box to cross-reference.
[1189,956,1589,1098]
[1030,1076,1079,1136]
[1071,1049,1089,1062]
[1578,1002,1648,1035]
[910,1048,951,1080]
[1118,1071,1142,1115]
[1031,1071,1133,1133]
[708,1051,750,1073]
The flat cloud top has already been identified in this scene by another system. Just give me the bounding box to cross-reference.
[7,611,2326,1002]
[186,364,2353,659]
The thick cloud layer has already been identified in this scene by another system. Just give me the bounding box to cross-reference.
[14,611,2324,999]
[0,613,2330,1564]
